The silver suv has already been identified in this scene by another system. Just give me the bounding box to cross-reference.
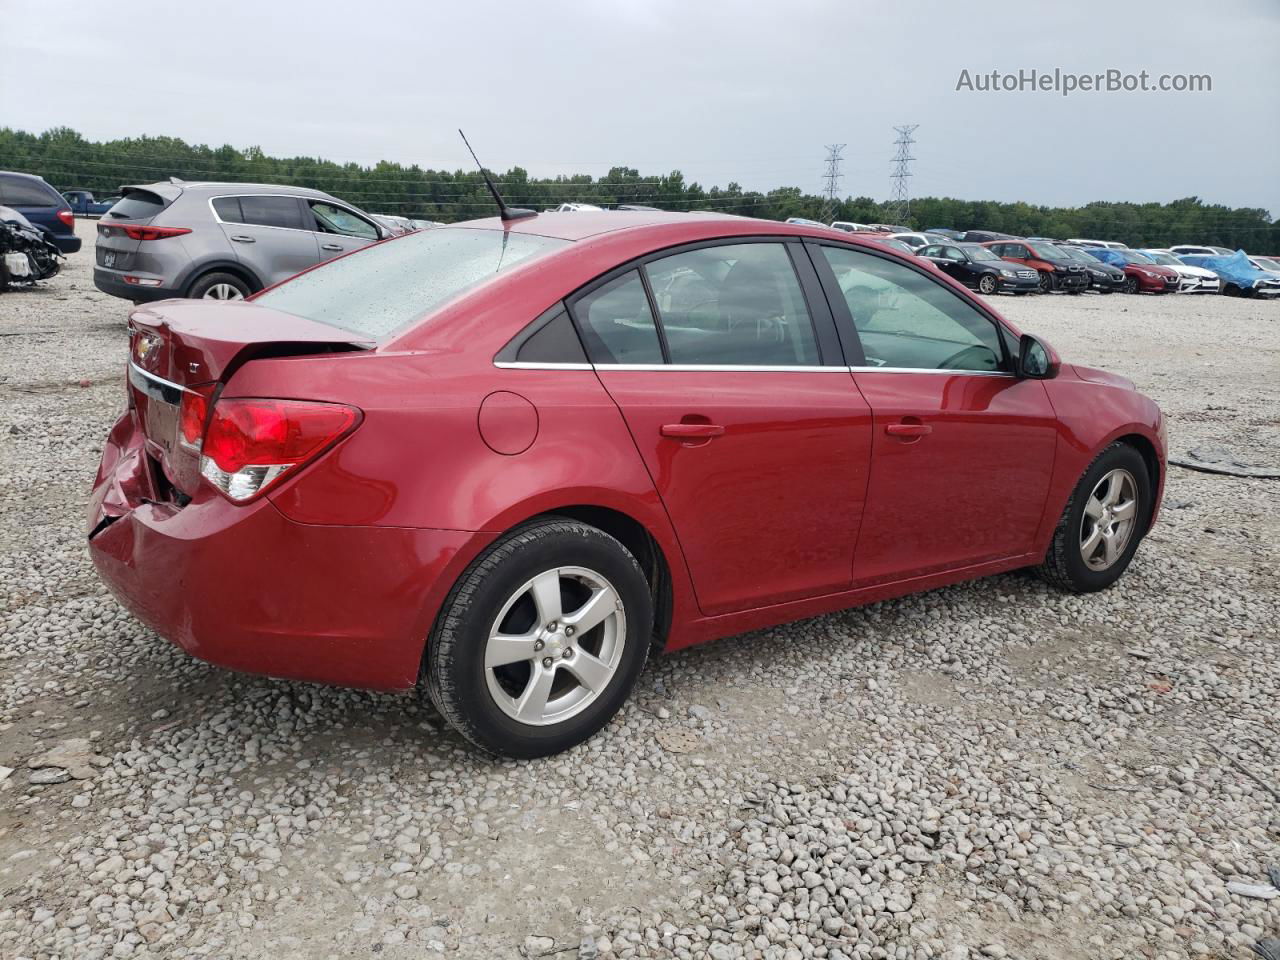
[93,181,390,302]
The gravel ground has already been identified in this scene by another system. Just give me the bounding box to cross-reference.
[1,222,1277,960]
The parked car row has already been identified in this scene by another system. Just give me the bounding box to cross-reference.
[815,219,1279,299]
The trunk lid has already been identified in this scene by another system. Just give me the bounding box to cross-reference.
[127,300,373,499]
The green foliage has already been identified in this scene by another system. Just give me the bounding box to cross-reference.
[2,127,1275,249]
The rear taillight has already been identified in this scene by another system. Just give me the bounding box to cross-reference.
[199,398,360,502]
[57,209,75,227]
[99,224,192,241]
[178,385,216,450]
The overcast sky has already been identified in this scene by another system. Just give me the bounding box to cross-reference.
[3,0,1278,217]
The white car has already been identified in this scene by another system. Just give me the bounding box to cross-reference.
[890,232,955,250]
[830,221,875,233]
[1169,244,1234,257]
[1137,249,1222,293]
[1065,238,1129,250]
[548,202,605,212]
[1247,255,1280,279]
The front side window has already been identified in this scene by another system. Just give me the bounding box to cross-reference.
[311,201,379,240]
[819,246,1006,373]
[575,271,665,364]
[644,243,820,366]
[255,227,569,339]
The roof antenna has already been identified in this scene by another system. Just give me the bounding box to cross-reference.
[458,129,536,222]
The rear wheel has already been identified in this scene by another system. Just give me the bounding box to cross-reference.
[426,518,653,758]
[1037,443,1151,593]
[978,274,998,295]
[187,271,251,301]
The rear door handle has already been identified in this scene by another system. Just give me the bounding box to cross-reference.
[661,423,725,439]
[229,235,255,243]
[885,422,932,437]
[321,243,344,251]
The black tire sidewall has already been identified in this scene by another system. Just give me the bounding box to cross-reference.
[187,271,250,300]
[1057,446,1152,591]
[429,521,653,758]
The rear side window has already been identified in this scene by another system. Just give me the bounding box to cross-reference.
[644,243,820,366]
[574,271,664,364]
[819,245,1006,373]
[0,176,60,207]
[239,195,305,230]
[255,227,569,339]
[211,197,244,223]
[106,190,168,220]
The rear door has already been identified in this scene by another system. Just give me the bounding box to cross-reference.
[211,195,320,285]
[573,239,873,616]
[305,200,381,264]
[810,242,1058,584]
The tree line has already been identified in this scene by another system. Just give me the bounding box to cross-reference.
[2,127,1275,251]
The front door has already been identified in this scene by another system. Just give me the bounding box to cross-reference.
[572,242,873,616]
[307,200,382,264]
[811,242,1058,584]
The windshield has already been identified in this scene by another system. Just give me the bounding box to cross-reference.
[964,246,1000,262]
[1253,257,1280,271]
[255,228,570,339]
[1119,251,1155,265]
[1029,243,1073,260]
[1061,247,1099,263]
[1143,252,1180,266]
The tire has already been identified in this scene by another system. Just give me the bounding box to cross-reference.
[978,274,998,295]
[1123,276,1140,295]
[425,518,653,758]
[1223,284,1243,298]
[187,271,251,301]
[1037,270,1055,294]
[1036,443,1152,593]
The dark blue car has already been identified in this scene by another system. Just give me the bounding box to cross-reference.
[0,172,82,254]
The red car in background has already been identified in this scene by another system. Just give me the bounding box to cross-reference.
[1080,247,1182,294]
[89,212,1166,758]
[982,239,1090,294]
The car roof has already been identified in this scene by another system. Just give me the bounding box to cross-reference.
[452,210,862,243]
[0,170,50,183]
[128,180,338,200]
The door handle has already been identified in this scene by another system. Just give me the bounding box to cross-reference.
[229,235,255,243]
[885,422,932,438]
[321,243,343,251]
[661,423,725,439]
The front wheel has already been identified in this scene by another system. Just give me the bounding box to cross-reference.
[1036,443,1152,593]
[1037,270,1055,294]
[1123,276,1140,295]
[425,518,653,758]
[978,274,998,295]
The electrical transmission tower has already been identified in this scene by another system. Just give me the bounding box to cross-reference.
[819,144,845,224]
[888,124,919,224]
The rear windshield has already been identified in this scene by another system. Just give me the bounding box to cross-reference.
[106,190,169,220]
[254,227,570,339]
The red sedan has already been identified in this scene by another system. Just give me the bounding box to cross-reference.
[89,212,1166,757]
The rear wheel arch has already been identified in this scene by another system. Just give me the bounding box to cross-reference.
[183,261,263,297]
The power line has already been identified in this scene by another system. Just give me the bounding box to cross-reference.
[819,144,845,224]
[887,124,918,224]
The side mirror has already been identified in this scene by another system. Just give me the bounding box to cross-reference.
[1018,333,1061,379]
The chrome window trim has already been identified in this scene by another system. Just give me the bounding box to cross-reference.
[207,194,382,239]
[492,360,1011,376]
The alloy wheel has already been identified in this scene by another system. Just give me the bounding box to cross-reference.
[484,566,626,726]
[1079,468,1138,571]
[979,274,997,295]
[1038,271,1053,294]
[203,283,244,300]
